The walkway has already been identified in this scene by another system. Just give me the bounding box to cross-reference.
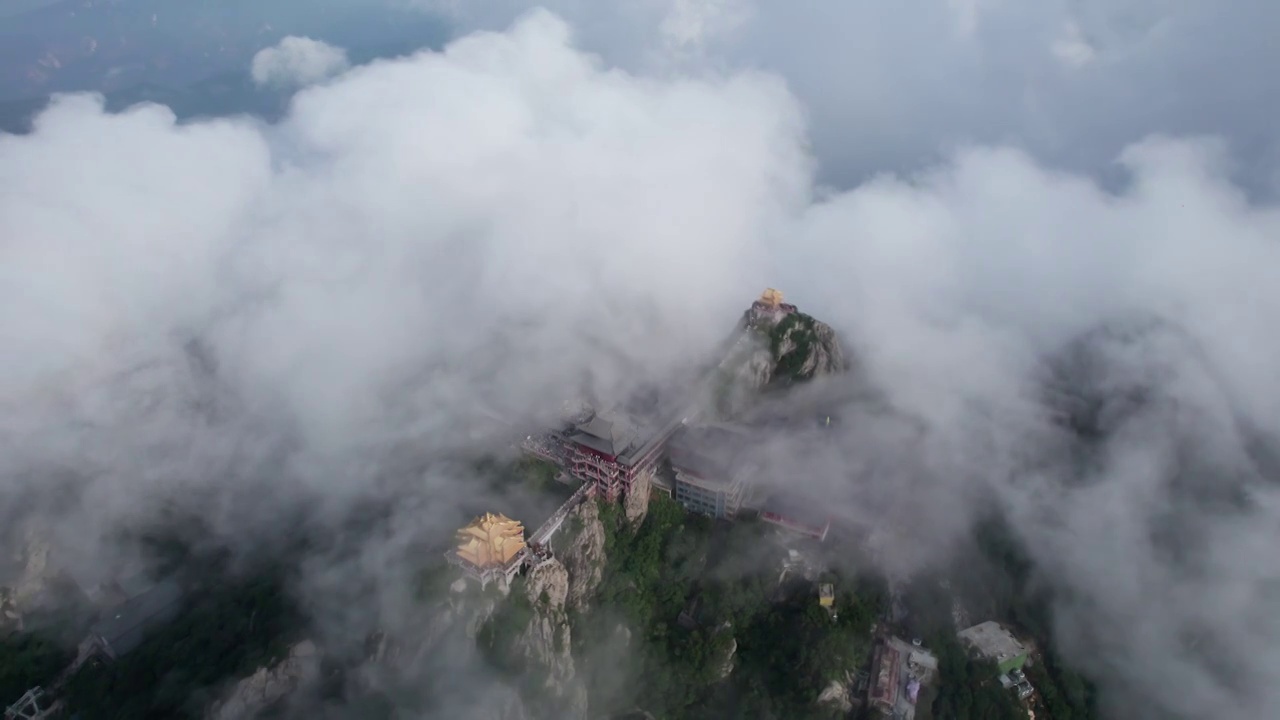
[529,480,592,546]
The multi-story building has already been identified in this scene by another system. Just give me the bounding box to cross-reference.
[668,425,749,519]
[566,411,673,502]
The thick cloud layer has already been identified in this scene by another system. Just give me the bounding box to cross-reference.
[252,36,352,89]
[3,8,1279,719]
[421,0,1280,195]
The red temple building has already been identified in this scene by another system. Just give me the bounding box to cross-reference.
[567,412,671,501]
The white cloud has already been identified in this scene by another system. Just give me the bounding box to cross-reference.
[4,8,1280,718]
[251,36,351,89]
[658,0,753,54]
[413,0,1280,193]
[1052,20,1096,67]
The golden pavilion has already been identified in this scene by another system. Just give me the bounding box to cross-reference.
[448,512,528,589]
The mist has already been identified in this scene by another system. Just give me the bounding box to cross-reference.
[3,6,1280,719]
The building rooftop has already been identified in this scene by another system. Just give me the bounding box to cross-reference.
[957,621,1029,664]
[869,642,901,709]
[758,288,784,308]
[455,513,527,569]
[668,425,750,484]
[569,412,637,458]
[90,578,184,657]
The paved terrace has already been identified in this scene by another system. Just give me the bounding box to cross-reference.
[522,432,572,465]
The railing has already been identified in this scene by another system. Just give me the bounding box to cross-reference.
[529,481,592,546]
[760,512,831,539]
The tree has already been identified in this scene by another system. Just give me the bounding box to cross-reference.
[0,633,72,704]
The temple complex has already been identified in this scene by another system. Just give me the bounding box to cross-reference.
[518,289,835,539]
[447,512,528,590]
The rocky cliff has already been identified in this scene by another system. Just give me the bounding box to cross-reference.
[765,312,845,382]
[516,559,588,719]
[816,672,857,715]
[362,581,528,720]
[743,307,845,386]
[206,640,320,720]
[713,304,846,419]
[712,622,737,682]
[0,526,60,633]
[622,468,652,526]
[559,501,606,612]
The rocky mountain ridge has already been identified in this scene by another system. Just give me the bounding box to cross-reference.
[205,640,320,720]
[712,298,847,419]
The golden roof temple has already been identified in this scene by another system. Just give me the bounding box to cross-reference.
[758,288,784,308]
[455,512,527,569]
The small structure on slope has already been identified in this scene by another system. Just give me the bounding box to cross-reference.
[448,513,528,590]
[818,583,836,621]
[957,621,1030,675]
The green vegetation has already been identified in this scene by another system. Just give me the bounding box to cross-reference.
[726,579,884,720]
[575,496,888,720]
[519,457,561,494]
[415,557,458,604]
[973,520,1101,720]
[929,634,1023,720]
[1025,644,1099,720]
[64,570,303,720]
[770,313,820,382]
[556,494,1105,720]
[894,519,1101,720]
[0,632,73,704]
[476,577,535,677]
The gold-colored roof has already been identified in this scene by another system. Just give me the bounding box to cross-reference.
[455,512,526,568]
[759,288,784,307]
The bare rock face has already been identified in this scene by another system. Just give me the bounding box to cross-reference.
[816,676,854,714]
[8,528,55,610]
[0,527,62,631]
[741,344,778,389]
[524,559,570,614]
[206,640,320,720]
[560,501,606,611]
[623,468,652,526]
[715,633,738,682]
[520,562,573,684]
[518,560,588,720]
[712,304,846,421]
[772,315,845,381]
[0,589,21,634]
